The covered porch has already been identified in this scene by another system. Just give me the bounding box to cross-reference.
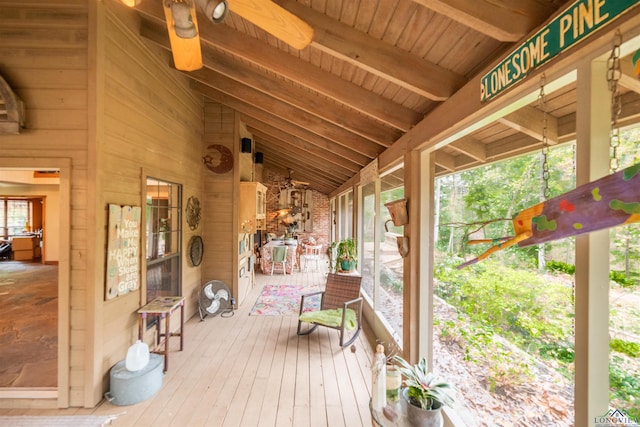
[0,262,377,427]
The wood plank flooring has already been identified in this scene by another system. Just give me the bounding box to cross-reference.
[0,258,375,427]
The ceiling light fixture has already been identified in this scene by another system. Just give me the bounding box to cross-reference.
[170,1,198,39]
[119,0,141,6]
[196,0,228,24]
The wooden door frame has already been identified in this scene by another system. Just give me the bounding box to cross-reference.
[0,158,70,407]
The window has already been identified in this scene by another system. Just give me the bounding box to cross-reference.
[336,191,353,241]
[0,199,30,239]
[358,168,405,346]
[378,167,404,345]
[360,181,376,302]
[433,147,577,425]
[145,178,182,303]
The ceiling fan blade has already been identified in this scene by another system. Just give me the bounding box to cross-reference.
[162,1,203,71]
[227,0,313,50]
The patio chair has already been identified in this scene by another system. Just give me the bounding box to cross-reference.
[297,273,363,347]
[271,245,288,275]
[301,243,323,271]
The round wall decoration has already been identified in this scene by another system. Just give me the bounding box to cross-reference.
[186,196,201,230]
[188,235,204,267]
[203,144,234,174]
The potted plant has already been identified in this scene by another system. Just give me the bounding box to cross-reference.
[393,355,455,427]
[336,237,357,272]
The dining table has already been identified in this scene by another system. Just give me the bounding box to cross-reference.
[260,240,298,274]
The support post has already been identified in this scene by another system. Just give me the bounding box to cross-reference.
[574,57,610,426]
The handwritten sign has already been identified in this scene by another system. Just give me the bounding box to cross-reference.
[481,0,639,102]
[106,204,141,300]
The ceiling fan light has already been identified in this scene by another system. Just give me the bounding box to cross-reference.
[198,0,228,24]
[120,0,141,6]
[171,2,198,39]
[211,1,228,23]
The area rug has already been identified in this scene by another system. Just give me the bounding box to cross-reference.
[0,415,119,426]
[249,284,320,316]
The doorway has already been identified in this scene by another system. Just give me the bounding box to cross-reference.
[0,166,63,396]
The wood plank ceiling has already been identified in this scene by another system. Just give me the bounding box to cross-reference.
[128,0,640,195]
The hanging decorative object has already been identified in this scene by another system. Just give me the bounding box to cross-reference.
[633,48,640,78]
[203,144,234,174]
[187,235,203,267]
[457,163,640,269]
[0,74,25,135]
[185,196,201,230]
[384,198,409,226]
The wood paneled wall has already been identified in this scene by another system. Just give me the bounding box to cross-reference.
[202,102,237,299]
[0,0,206,408]
[0,0,88,408]
[96,1,204,406]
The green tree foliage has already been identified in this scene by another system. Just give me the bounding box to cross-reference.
[434,131,640,409]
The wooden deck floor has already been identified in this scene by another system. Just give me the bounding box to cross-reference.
[1,259,376,426]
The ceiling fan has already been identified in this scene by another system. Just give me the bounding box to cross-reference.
[284,168,309,189]
[120,0,314,71]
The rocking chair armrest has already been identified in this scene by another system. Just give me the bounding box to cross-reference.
[301,290,325,299]
[299,290,325,315]
[338,296,363,330]
[341,296,363,310]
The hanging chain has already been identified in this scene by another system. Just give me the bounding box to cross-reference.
[607,30,622,174]
[572,142,577,186]
[571,280,576,336]
[538,73,550,200]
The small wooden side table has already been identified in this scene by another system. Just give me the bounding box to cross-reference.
[137,296,185,372]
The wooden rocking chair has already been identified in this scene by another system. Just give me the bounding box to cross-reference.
[297,273,363,347]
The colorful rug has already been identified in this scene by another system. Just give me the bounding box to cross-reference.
[249,285,320,316]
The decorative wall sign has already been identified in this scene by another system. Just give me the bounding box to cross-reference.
[186,196,201,230]
[203,144,234,174]
[106,204,141,300]
[481,0,639,102]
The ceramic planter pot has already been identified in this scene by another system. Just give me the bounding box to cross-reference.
[402,388,444,427]
[340,259,356,271]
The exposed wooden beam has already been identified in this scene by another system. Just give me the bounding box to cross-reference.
[448,136,486,162]
[187,72,386,159]
[487,133,540,160]
[411,0,552,42]
[620,57,640,95]
[244,121,361,174]
[434,151,455,171]
[139,19,399,146]
[191,81,374,166]
[557,92,640,144]
[134,1,420,132]
[498,105,558,145]
[277,0,466,101]
[250,130,355,181]
[260,155,339,193]
[255,143,345,191]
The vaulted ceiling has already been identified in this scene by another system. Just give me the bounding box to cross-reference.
[126,0,640,195]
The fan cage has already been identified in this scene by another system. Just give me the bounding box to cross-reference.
[199,280,233,320]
